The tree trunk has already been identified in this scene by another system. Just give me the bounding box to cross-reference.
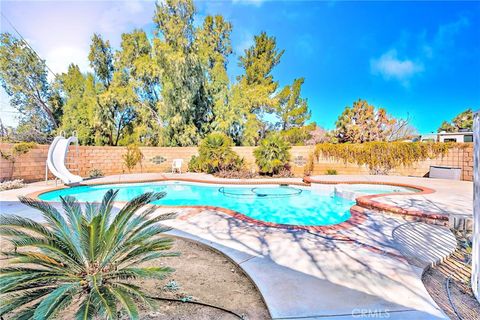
[473,110,479,302]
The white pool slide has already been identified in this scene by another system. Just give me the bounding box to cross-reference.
[46,135,83,185]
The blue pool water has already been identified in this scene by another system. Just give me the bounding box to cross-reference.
[38,182,414,226]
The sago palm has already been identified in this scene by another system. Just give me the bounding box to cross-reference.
[0,190,177,320]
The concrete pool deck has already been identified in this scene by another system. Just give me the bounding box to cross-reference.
[0,173,473,319]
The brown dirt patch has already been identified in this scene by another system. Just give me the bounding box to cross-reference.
[138,236,270,319]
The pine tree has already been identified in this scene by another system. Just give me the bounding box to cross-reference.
[276,77,310,130]
[230,32,284,145]
[197,15,233,136]
[153,0,210,146]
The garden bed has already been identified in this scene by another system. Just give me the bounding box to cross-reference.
[0,236,270,320]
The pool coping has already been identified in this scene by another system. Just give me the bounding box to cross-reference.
[304,176,448,225]
[25,175,445,232]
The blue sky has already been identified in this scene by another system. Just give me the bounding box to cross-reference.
[1,0,479,133]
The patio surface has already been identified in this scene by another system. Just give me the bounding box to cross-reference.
[0,173,473,319]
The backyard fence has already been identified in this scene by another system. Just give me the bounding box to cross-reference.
[0,143,474,182]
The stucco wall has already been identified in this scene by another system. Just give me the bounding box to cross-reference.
[0,143,474,182]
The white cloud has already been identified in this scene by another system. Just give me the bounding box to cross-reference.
[45,46,92,79]
[369,17,469,88]
[370,50,424,87]
[2,0,156,78]
[97,0,152,37]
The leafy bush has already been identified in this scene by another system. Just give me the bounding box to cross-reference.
[215,169,257,179]
[0,179,25,191]
[254,133,291,175]
[88,168,104,178]
[188,132,243,174]
[0,190,177,319]
[123,144,144,172]
[0,142,36,162]
[325,169,338,175]
[315,142,451,175]
[281,126,312,146]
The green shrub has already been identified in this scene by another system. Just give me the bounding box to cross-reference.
[315,142,451,175]
[188,132,243,174]
[122,144,143,172]
[0,142,35,162]
[0,190,176,319]
[325,169,338,175]
[88,168,104,178]
[254,133,291,175]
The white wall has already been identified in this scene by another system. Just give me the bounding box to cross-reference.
[473,110,479,301]
[438,133,472,143]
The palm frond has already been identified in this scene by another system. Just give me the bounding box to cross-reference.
[75,295,98,320]
[108,286,139,320]
[18,197,86,265]
[0,215,54,238]
[0,288,53,317]
[91,276,117,319]
[107,267,174,281]
[32,283,79,320]
[7,237,84,271]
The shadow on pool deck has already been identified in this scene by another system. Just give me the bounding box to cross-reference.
[163,207,452,319]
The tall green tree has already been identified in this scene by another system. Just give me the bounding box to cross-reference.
[0,33,60,134]
[88,34,114,88]
[117,29,162,145]
[334,99,395,143]
[197,15,233,135]
[153,0,210,146]
[96,72,137,146]
[57,64,97,145]
[438,108,473,132]
[88,34,136,146]
[276,77,310,130]
[230,32,284,145]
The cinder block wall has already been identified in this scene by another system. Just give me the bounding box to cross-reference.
[0,143,473,182]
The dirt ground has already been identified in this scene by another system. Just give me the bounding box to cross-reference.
[136,236,270,320]
[422,236,480,320]
[0,235,270,320]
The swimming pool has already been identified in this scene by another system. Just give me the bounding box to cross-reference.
[38,182,415,227]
